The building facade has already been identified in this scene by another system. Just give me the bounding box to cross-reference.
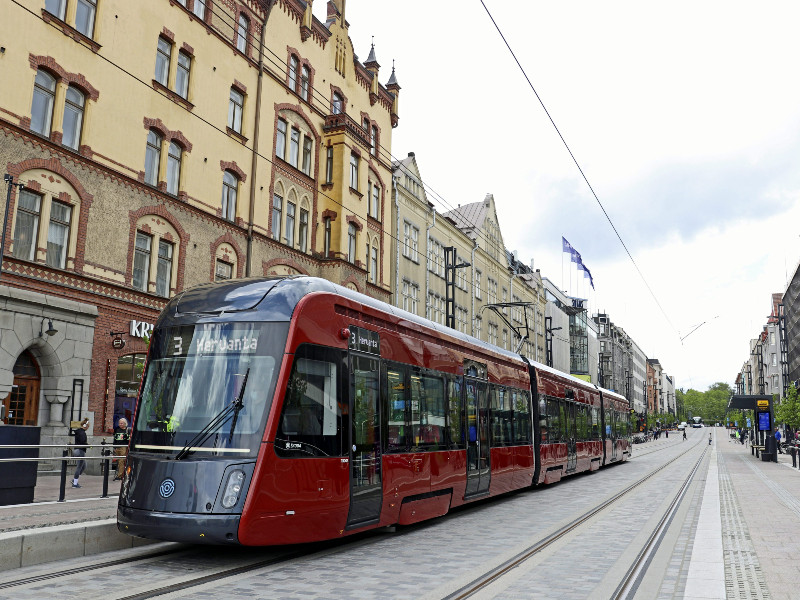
[0,0,400,459]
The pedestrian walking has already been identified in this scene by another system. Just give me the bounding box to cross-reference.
[113,417,130,480]
[72,418,90,488]
[775,429,783,454]
[708,431,712,445]
[683,428,687,441]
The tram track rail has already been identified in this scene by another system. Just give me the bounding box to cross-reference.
[442,436,706,600]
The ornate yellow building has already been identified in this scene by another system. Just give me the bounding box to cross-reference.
[0,0,399,450]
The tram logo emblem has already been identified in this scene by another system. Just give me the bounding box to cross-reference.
[159,478,176,498]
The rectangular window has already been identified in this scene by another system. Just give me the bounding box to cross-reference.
[176,51,191,99]
[215,260,233,281]
[475,270,482,299]
[166,142,181,195]
[156,240,173,297]
[323,217,331,258]
[286,202,296,247]
[155,38,171,87]
[370,245,378,283]
[277,353,342,458]
[133,232,151,292]
[13,190,41,261]
[299,208,308,252]
[75,0,96,38]
[229,89,244,134]
[302,136,312,175]
[276,119,287,160]
[289,127,300,168]
[387,367,408,451]
[193,0,206,19]
[411,374,445,450]
[272,194,282,242]
[371,126,377,156]
[45,0,66,19]
[326,146,333,183]
[46,200,72,269]
[349,154,359,189]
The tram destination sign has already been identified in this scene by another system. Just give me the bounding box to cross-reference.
[349,325,380,356]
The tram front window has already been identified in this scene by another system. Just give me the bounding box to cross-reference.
[131,322,287,457]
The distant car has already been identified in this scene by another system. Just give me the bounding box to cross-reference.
[692,423,703,428]
[678,422,687,430]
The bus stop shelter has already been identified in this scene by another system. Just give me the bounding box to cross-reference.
[727,394,777,462]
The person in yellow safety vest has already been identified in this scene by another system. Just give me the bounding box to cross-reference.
[166,415,180,432]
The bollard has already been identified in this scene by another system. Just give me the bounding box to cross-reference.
[58,448,68,502]
[101,440,110,498]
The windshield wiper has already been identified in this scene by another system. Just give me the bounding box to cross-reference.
[175,368,250,460]
[227,369,249,443]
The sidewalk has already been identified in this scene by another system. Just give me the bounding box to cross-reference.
[0,474,155,571]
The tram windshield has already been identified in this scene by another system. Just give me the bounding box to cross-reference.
[130,321,288,457]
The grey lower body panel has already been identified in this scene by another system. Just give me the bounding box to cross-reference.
[117,504,241,544]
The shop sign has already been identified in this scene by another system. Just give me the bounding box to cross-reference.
[112,338,126,349]
[130,320,154,338]
[757,399,769,409]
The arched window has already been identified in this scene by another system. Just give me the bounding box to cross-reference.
[31,70,56,136]
[370,242,379,283]
[272,193,283,241]
[237,14,249,53]
[221,171,238,221]
[301,66,310,101]
[289,55,298,91]
[166,141,182,195]
[144,130,162,186]
[348,223,357,263]
[62,86,86,150]
[298,200,310,253]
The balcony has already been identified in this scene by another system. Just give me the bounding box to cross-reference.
[323,113,372,151]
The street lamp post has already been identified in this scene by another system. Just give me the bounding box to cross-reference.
[2,174,25,280]
[444,246,470,330]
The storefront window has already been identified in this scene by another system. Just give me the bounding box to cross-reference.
[114,353,146,429]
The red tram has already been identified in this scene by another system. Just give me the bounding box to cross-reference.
[117,276,631,545]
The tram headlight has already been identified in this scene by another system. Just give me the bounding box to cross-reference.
[221,469,245,508]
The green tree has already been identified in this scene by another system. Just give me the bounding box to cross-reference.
[775,384,800,433]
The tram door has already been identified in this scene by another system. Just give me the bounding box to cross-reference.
[346,354,383,528]
[565,401,577,473]
[609,409,618,462]
[464,378,490,498]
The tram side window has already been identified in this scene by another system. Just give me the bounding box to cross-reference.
[539,397,547,443]
[547,397,562,443]
[576,404,587,442]
[447,377,464,450]
[591,407,600,439]
[386,366,408,452]
[491,386,513,447]
[513,390,532,445]
[276,350,343,458]
[410,373,445,450]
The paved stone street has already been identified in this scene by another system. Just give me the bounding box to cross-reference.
[1,429,799,599]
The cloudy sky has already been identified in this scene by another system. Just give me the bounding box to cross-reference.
[322,1,800,392]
